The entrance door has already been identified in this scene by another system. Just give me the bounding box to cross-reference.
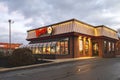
[92,42,99,56]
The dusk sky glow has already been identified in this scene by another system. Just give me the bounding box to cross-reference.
[0,0,120,44]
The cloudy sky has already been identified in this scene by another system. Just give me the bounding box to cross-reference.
[0,0,120,44]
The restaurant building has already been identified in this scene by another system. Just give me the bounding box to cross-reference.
[26,19,118,59]
[116,38,120,55]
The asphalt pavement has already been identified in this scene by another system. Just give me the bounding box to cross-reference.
[0,57,120,80]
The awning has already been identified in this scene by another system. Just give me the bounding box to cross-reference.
[39,43,43,47]
[43,43,47,47]
[35,43,39,47]
[51,42,57,46]
[47,42,51,46]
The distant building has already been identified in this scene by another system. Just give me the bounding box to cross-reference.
[0,42,22,56]
[26,19,118,59]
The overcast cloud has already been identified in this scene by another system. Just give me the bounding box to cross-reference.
[0,0,120,44]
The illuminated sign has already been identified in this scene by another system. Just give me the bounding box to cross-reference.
[35,27,53,37]
[47,27,53,34]
[35,28,47,37]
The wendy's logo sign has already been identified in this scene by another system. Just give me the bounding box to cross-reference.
[35,27,53,37]
[47,27,53,34]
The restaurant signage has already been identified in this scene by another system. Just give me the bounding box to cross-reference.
[35,26,53,37]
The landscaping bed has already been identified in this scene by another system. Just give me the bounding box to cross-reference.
[0,57,52,68]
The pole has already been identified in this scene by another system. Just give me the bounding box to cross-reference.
[8,19,11,53]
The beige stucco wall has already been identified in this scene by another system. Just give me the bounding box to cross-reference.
[73,21,95,36]
[102,27,118,39]
[26,21,73,39]
[52,21,73,35]
[27,30,36,39]
[94,27,118,39]
[26,20,118,40]
[94,27,103,36]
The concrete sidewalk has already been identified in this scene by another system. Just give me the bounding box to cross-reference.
[0,57,98,73]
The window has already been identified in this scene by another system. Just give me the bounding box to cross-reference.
[39,47,43,54]
[50,42,56,54]
[27,38,69,55]
[60,41,65,54]
[79,39,83,54]
[93,42,99,56]
[38,44,43,54]
[104,41,107,53]
[85,40,89,55]
[112,43,114,51]
[108,42,111,52]
[35,46,39,54]
[56,40,68,55]
[32,44,36,54]
[64,41,68,54]
[43,43,47,54]
[46,43,51,54]
[56,42,60,54]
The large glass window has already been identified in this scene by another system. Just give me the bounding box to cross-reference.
[50,42,56,54]
[27,38,69,55]
[32,45,36,54]
[85,40,89,55]
[104,41,107,53]
[46,43,51,54]
[79,39,83,54]
[38,44,43,54]
[35,46,39,54]
[56,40,68,55]
[43,43,47,54]
[93,42,99,56]
[39,47,43,54]
[60,41,65,54]
[112,43,114,51]
[108,42,111,52]
[64,41,68,54]
[56,42,60,54]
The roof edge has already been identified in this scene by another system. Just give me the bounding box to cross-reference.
[27,18,95,32]
[95,25,117,33]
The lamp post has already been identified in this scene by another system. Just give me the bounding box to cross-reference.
[8,19,14,53]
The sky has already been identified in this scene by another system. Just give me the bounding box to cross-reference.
[0,0,120,44]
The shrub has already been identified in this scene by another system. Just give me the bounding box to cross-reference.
[0,51,4,58]
[8,48,36,66]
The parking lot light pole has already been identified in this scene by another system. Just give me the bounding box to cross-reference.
[8,19,13,53]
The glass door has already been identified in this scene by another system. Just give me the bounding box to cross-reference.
[92,42,99,56]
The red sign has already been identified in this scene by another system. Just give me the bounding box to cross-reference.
[35,28,47,37]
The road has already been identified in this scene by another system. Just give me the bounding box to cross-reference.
[0,57,120,80]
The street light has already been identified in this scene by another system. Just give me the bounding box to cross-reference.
[8,19,14,53]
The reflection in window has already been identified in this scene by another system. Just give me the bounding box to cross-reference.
[79,39,83,54]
